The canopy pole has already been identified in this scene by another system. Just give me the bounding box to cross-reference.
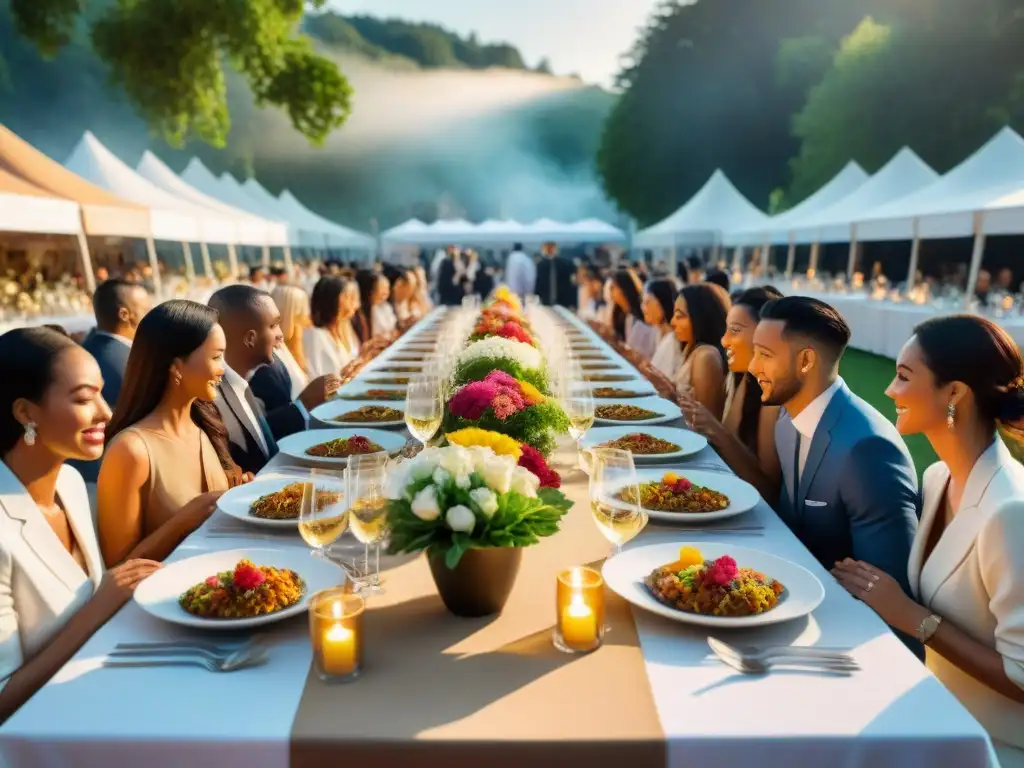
[75,229,97,295]
[261,244,271,269]
[964,211,987,311]
[227,243,240,281]
[784,241,796,278]
[199,242,214,281]
[906,218,921,290]
[711,242,721,266]
[731,246,742,271]
[181,242,196,285]
[145,237,164,299]
[845,225,859,281]
[760,241,770,278]
[809,242,821,275]
[283,245,294,275]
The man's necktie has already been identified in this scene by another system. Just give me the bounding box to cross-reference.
[244,387,276,456]
[792,431,802,503]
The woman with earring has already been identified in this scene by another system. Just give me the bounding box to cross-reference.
[833,315,1024,765]
[0,327,161,719]
[97,301,233,566]
[669,282,730,417]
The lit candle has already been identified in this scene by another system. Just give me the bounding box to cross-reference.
[321,602,357,676]
[561,592,598,650]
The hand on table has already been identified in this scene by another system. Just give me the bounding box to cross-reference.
[299,374,341,410]
[95,559,162,610]
[677,392,726,441]
[831,558,928,633]
[180,490,225,527]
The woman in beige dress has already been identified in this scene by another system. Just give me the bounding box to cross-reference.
[98,301,234,566]
[669,282,730,418]
[834,315,1024,766]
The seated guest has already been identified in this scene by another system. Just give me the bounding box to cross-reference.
[0,328,161,718]
[835,315,1024,763]
[387,267,417,323]
[98,301,232,566]
[269,285,312,397]
[358,270,396,339]
[70,279,151,484]
[643,278,683,378]
[248,265,268,290]
[304,276,361,377]
[677,286,783,503]
[670,283,729,417]
[706,269,730,293]
[610,269,657,358]
[410,265,433,317]
[577,265,605,322]
[751,296,920,650]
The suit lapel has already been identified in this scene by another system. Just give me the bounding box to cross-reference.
[56,467,104,585]
[219,382,267,458]
[776,413,797,514]
[796,384,848,512]
[908,463,949,600]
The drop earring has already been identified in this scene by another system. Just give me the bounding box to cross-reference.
[24,422,37,446]
[174,372,182,387]
[946,402,956,430]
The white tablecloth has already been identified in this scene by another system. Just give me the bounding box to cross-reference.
[0,308,995,768]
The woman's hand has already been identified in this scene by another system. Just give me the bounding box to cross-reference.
[831,558,928,633]
[179,491,224,527]
[677,392,726,442]
[229,471,255,488]
[94,559,162,611]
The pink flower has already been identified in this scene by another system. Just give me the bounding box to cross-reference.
[449,380,499,419]
[484,370,518,388]
[233,562,266,591]
[702,555,738,587]
[492,391,523,419]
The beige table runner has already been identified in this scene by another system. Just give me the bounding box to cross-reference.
[289,457,667,767]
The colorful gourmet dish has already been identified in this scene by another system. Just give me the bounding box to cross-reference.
[586,373,634,383]
[339,389,406,401]
[644,547,784,617]
[600,433,680,454]
[366,377,410,386]
[595,404,662,421]
[620,471,730,512]
[593,387,646,398]
[379,366,421,373]
[179,559,306,619]
[249,482,342,520]
[332,406,404,423]
[307,435,386,458]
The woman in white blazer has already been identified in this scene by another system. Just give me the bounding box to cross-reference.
[833,315,1024,766]
[0,328,159,721]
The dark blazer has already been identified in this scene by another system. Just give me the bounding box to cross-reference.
[249,357,307,440]
[214,383,277,476]
[70,332,131,483]
[534,255,577,308]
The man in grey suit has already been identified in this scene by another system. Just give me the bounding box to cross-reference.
[751,297,920,641]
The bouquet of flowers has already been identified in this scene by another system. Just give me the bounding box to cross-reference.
[452,336,548,391]
[446,427,561,488]
[386,445,571,569]
[490,286,523,313]
[468,314,536,346]
[442,371,569,456]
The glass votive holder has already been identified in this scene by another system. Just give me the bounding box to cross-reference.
[309,588,365,683]
[553,567,605,654]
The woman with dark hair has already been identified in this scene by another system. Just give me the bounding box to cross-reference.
[354,269,395,340]
[0,328,160,718]
[97,301,231,566]
[386,266,416,323]
[677,286,783,502]
[609,268,658,357]
[304,276,361,376]
[669,282,729,417]
[643,278,682,377]
[834,315,1024,763]
[577,264,604,322]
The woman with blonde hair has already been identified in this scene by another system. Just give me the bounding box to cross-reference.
[270,285,311,398]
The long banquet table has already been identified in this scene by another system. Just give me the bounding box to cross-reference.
[0,307,997,768]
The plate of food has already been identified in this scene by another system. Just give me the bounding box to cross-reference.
[337,388,407,401]
[311,400,407,428]
[603,543,824,628]
[591,384,656,399]
[278,428,406,465]
[581,426,707,462]
[616,468,759,522]
[593,396,681,425]
[585,371,643,384]
[363,375,412,386]
[374,364,423,374]
[133,548,345,629]
[216,475,346,529]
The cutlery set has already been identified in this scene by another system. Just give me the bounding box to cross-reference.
[103,637,270,673]
[707,637,858,675]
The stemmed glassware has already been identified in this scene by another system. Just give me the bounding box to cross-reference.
[346,451,391,596]
[406,375,443,448]
[298,468,349,557]
[587,447,648,557]
[564,377,595,453]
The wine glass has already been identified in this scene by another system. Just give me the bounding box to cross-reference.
[346,451,391,596]
[588,447,648,557]
[564,378,595,452]
[298,469,349,558]
[406,376,442,447]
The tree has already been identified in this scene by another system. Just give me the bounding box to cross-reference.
[6,0,353,148]
[534,57,553,75]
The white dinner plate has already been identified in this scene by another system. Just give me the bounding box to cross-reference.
[618,467,759,522]
[603,543,824,628]
[134,548,346,630]
[216,475,346,529]
[310,400,407,429]
[277,428,407,465]
[580,426,707,463]
[593,396,682,426]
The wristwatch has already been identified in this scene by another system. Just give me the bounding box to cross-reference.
[916,613,943,644]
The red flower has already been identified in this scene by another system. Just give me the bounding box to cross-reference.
[233,562,267,591]
[496,321,534,345]
[517,444,561,488]
[672,478,692,493]
[205,575,221,587]
[702,555,738,587]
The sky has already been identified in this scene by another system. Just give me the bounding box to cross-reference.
[325,0,662,87]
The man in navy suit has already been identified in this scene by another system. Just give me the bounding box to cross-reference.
[71,279,151,483]
[750,296,922,653]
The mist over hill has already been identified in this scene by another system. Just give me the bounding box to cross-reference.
[0,8,616,233]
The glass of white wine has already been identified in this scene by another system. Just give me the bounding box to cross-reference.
[347,451,391,596]
[406,376,442,447]
[564,378,595,450]
[588,447,648,557]
[298,469,349,557]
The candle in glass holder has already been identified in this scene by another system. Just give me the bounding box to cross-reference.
[309,588,364,682]
[553,567,605,654]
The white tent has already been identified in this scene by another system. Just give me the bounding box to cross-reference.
[180,159,289,247]
[564,218,627,243]
[0,170,81,235]
[381,219,431,244]
[220,174,300,249]
[276,189,376,251]
[725,161,869,247]
[633,170,770,252]
[470,218,525,244]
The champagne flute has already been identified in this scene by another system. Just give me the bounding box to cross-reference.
[298,469,349,557]
[564,379,595,451]
[406,376,443,447]
[346,451,390,596]
[588,447,648,557]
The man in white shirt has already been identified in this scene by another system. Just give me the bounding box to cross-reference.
[504,243,536,301]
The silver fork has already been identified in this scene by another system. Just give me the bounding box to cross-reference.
[709,637,855,661]
[103,646,267,672]
[116,633,268,655]
[708,637,858,675]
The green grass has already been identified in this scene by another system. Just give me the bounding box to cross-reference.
[839,349,937,480]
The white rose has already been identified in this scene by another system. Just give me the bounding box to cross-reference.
[440,446,474,479]
[509,467,540,498]
[469,487,499,518]
[453,471,472,489]
[410,486,441,521]
[478,454,515,494]
[384,460,412,499]
[445,504,476,533]
[432,467,452,486]
[409,449,440,482]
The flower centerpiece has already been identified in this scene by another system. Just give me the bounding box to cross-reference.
[446,426,562,488]
[452,336,547,391]
[468,313,536,346]
[386,445,572,617]
[442,370,569,457]
[491,286,523,313]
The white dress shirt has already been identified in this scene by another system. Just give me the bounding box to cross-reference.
[505,250,536,299]
[789,377,843,474]
[303,327,345,378]
[222,364,269,455]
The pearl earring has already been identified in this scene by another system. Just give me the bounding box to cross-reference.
[946,402,956,430]
[24,422,37,446]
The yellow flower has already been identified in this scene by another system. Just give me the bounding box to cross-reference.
[446,427,523,459]
[492,286,523,312]
[518,381,545,405]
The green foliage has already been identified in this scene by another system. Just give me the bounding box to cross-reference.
[452,358,549,394]
[442,401,569,457]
